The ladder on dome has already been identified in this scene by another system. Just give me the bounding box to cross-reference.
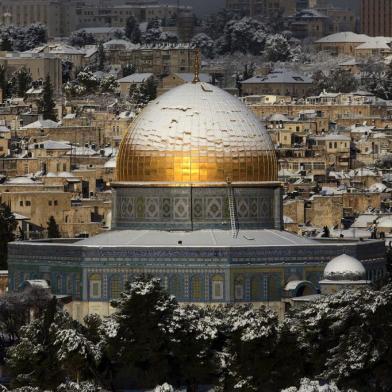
[226,180,239,238]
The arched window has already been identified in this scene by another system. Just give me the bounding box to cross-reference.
[169,275,182,299]
[234,276,244,300]
[89,273,102,300]
[250,276,262,301]
[211,275,224,301]
[191,275,202,301]
[66,275,73,295]
[56,274,62,294]
[110,275,122,299]
[268,275,280,301]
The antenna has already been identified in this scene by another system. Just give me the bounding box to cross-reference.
[192,48,201,84]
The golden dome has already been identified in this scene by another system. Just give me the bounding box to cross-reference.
[116,82,277,183]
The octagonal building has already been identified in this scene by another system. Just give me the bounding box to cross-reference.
[8,81,386,320]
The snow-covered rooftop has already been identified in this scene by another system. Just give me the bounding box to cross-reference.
[75,229,316,247]
[117,73,154,83]
[22,119,59,129]
[242,71,313,85]
[28,140,71,150]
[316,32,370,43]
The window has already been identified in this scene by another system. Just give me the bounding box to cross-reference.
[191,275,202,301]
[211,275,224,301]
[89,273,102,299]
[66,275,72,294]
[250,276,262,301]
[19,200,23,207]
[169,275,182,299]
[56,274,62,293]
[234,276,244,300]
[110,275,122,299]
[48,200,52,206]
[26,200,31,206]
[54,200,58,206]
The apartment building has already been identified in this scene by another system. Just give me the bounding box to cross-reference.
[361,0,392,37]
[0,53,62,93]
[225,0,296,17]
[0,0,194,40]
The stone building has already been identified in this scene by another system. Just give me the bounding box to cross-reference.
[107,44,197,77]
[0,53,62,93]
[225,0,296,17]
[361,0,392,37]
[241,70,314,98]
[0,0,195,41]
[8,79,386,321]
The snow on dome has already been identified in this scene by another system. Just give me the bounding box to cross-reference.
[323,254,366,281]
[117,82,277,183]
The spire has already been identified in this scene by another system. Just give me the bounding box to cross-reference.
[192,48,201,84]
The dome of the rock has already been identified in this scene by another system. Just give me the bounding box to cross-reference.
[116,82,277,183]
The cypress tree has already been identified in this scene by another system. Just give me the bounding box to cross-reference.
[47,216,61,239]
[41,75,57,121]
[0,203,17,269]
[97,42,105,71]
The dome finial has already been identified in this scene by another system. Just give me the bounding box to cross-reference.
[192,48,201,84]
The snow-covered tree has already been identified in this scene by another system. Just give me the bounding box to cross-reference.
[56,381,102,392]
[100,75,118,93]
[76,70,99,93]
[286,285,392,392]
[10,67,32,97]
[312,69,357,94]
[68,30,96,47]
[217,17,267,55]
[6,297,100,390]
[0,24,47,51]
[101,276,181,388]
[281,378,342,392]
[154,383,175,392]
[191,33,215,58]
[125,15,141,44]
[264,34,292,62]
[129,78,157,109]
[204,9,239,40]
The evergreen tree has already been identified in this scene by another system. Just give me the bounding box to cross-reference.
[6,298,66,389]
[47,216,60,239]
[264,34,292,62]
[122,63,136,77]
[0,35,13,51]
[0,65,10,100]
[125,15,141,43]
[102,276,180,388]
[129,78,156,109]
[40,75,57,121]
[321,226,330,238]
[97,42,105,72]
[68,30,96,47]
[0,203,17,270]
[10,67,32,98]
[6,298,100,390]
